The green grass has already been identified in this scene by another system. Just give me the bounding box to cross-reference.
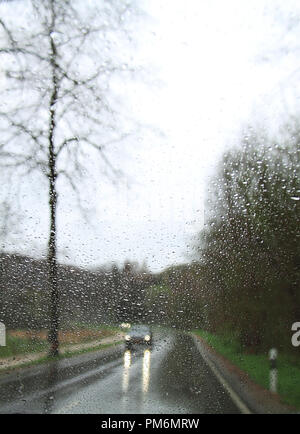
[0,324,122,374]
[0,324,121,359]
[58,341,122,360]
[193,329,300,410]
[0,341,122,375]
[0,335,48,358]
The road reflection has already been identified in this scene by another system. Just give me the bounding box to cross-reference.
[122,347,152,396]
[142,349,151,394]
[43,361,59,414]
[122,350,131,393]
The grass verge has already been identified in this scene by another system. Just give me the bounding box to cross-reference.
[193,329,300,410]
[0,335,48,358]
[0,324,121,359]
[0,341,122,375]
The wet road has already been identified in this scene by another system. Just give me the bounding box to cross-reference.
[0,332,240,414]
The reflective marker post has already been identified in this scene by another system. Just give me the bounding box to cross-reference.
[269,348,278,393]
[0,322,5,347]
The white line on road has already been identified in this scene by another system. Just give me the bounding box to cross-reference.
[193,336,252,414]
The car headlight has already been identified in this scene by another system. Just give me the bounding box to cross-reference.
[144,335,151,341]
[125,335,131,341]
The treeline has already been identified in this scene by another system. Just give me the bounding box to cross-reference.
[1,126,299,350]
[159,126,299,353]
[0,254,157,329]
[144,265,203,330]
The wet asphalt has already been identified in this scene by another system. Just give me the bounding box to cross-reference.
[0,331,240,414]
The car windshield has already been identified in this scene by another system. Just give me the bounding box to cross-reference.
[130,326,150,334]
[0,0,299,419]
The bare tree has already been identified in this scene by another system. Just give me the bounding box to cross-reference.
[0,0,141,356]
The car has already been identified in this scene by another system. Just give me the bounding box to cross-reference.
[124,325,153,347]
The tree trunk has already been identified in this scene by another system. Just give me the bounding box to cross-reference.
[47,117,59,356]
[47,169,59,357]
[47,5,59,357]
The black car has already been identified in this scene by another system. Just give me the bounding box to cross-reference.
[125,325,153,347]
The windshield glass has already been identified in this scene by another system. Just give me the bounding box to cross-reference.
[130,326,150,333]
[0,0,299,418]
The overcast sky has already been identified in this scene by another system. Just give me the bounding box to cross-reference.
[1,0,300,271]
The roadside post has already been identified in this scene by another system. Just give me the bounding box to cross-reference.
[269,348,278,393]
[0,322,5,346]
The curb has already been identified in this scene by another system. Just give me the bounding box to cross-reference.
[191,333,295,414]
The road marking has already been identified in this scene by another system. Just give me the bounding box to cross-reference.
[193,337,252,414]
[0,357,123,413]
